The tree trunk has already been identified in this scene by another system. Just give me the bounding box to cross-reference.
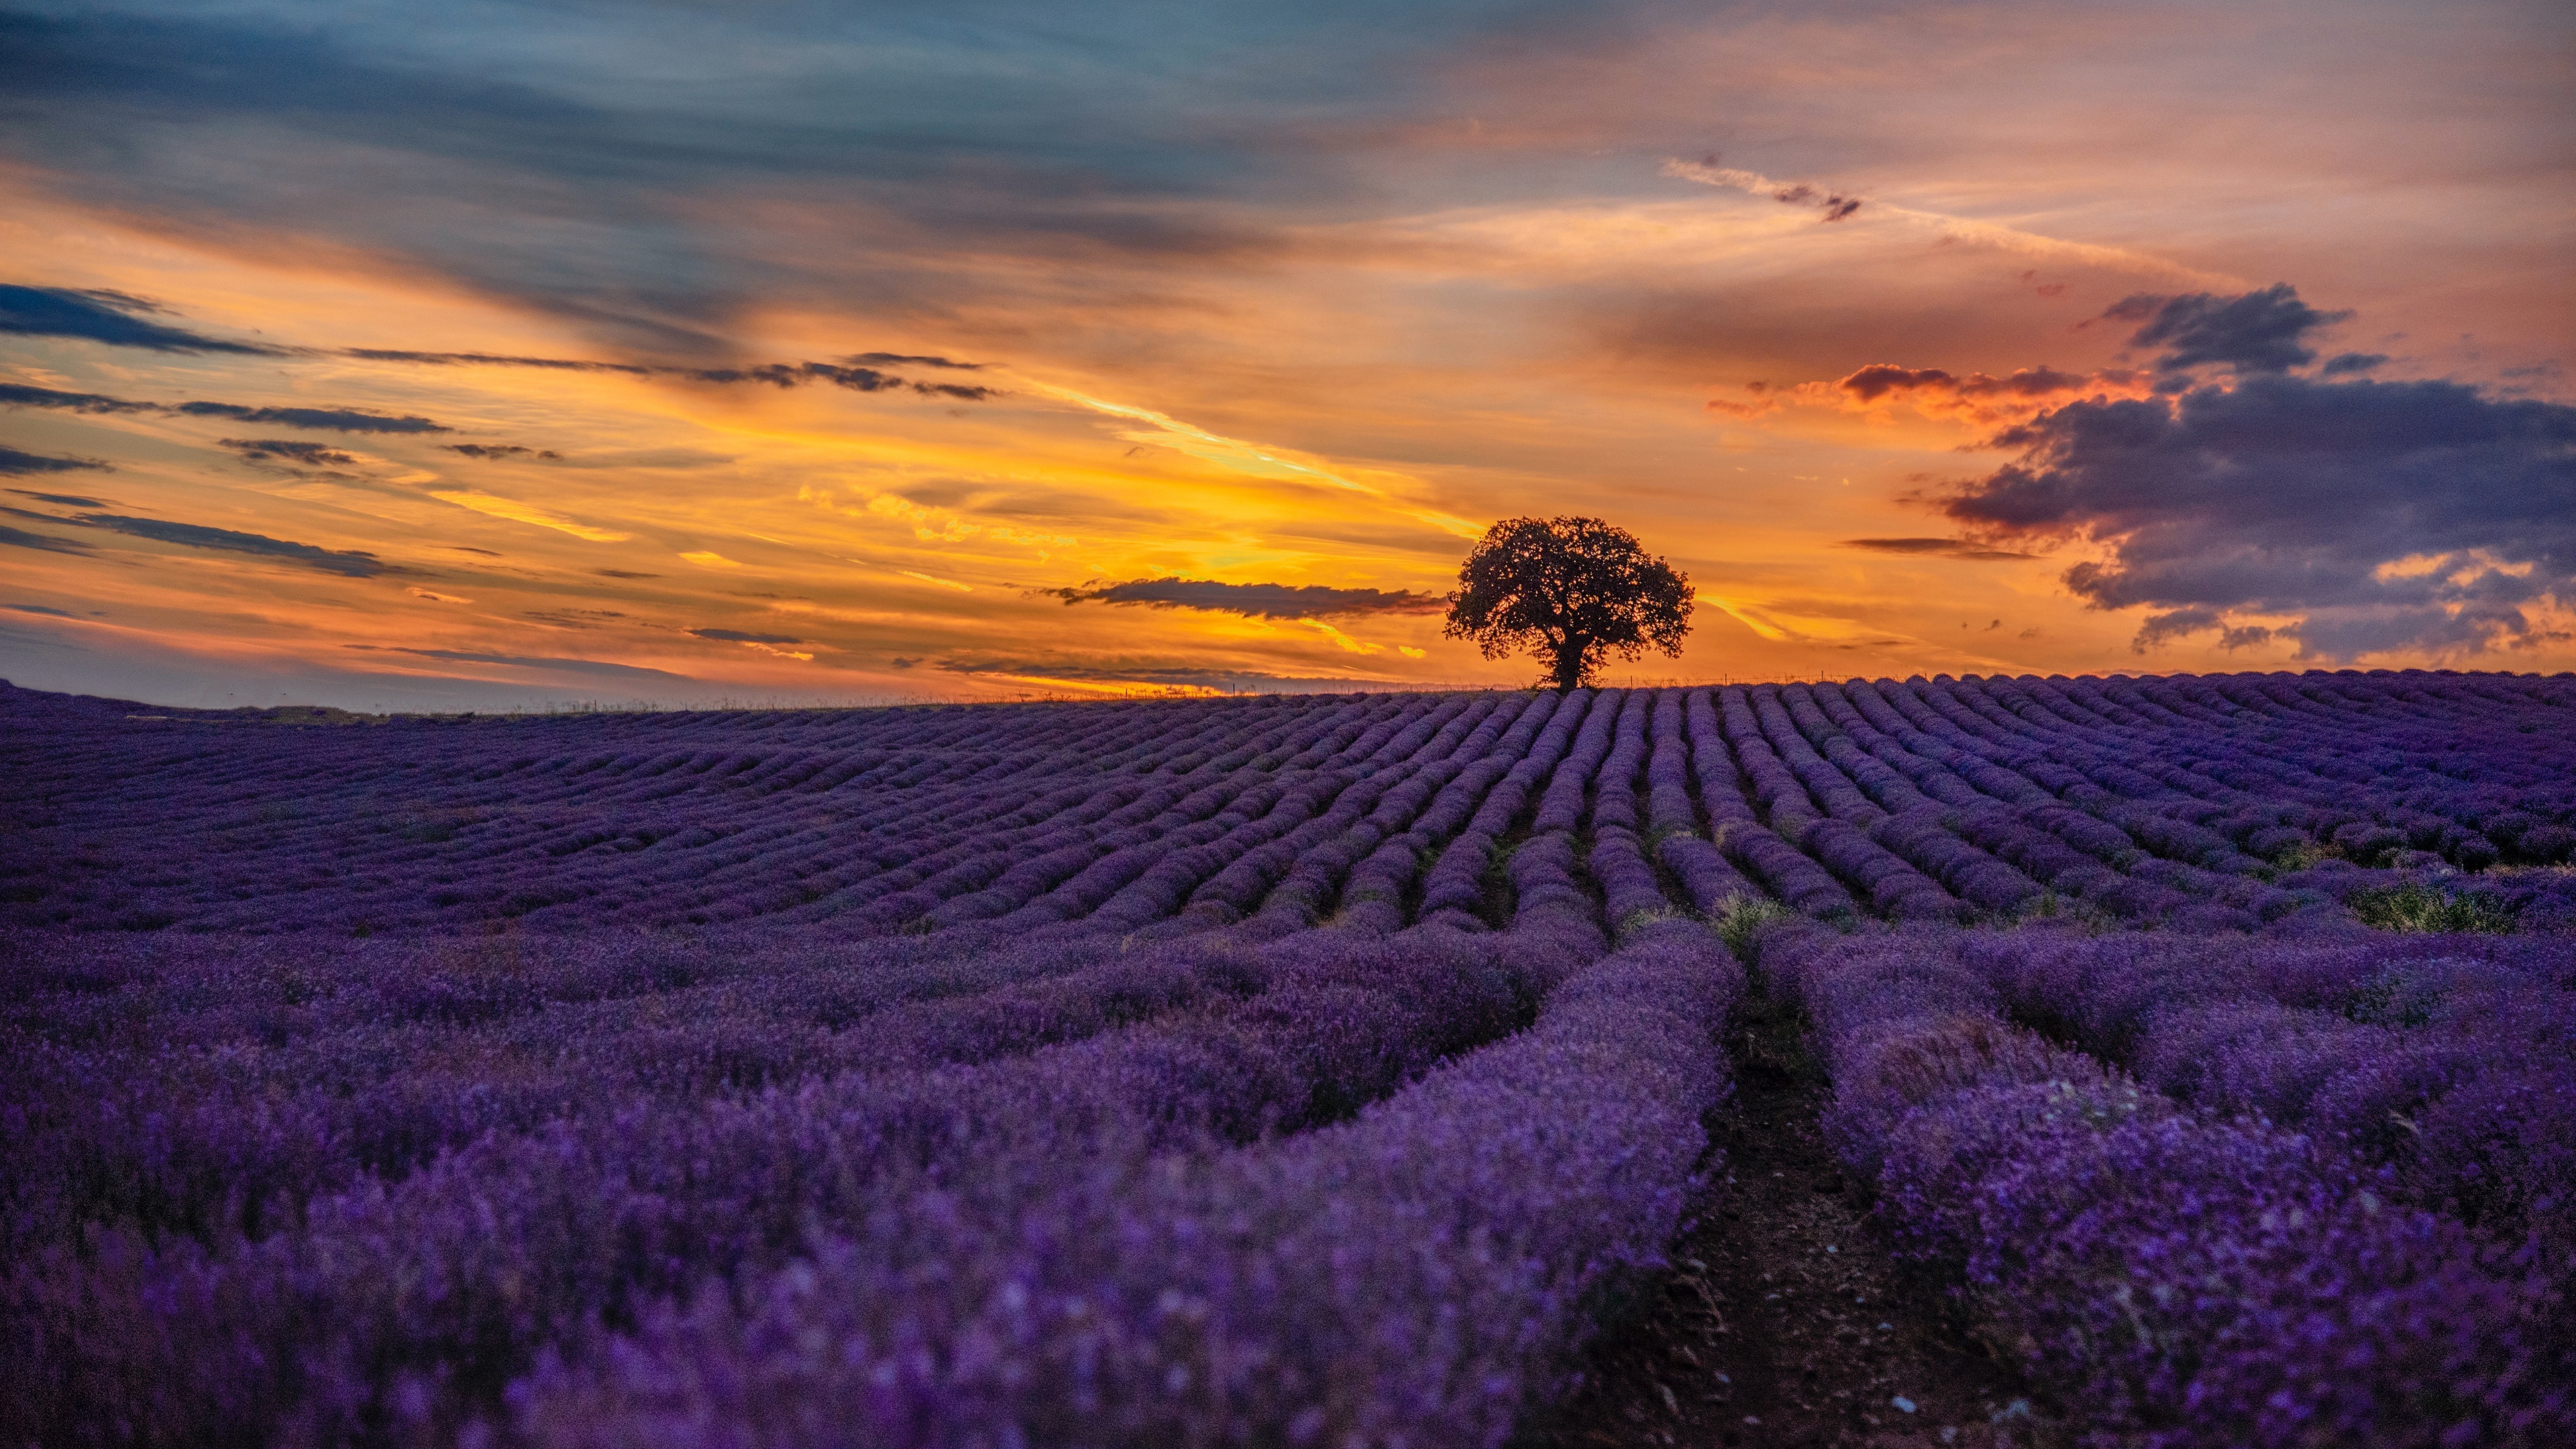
[1552,637,1589,692]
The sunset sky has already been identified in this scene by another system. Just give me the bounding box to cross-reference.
[3,0,2570,709]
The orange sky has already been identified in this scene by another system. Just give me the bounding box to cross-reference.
[3,0,2570,709]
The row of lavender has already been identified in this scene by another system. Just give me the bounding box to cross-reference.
[1760,920,2573,1445]
[7,670,2573,941]
[4,680,1746,1447]
[5,669,2573,1445]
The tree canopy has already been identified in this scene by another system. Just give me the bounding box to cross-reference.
[1442,516,1692,690]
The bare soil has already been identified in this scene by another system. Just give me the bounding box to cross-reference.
[1526,987,2071,1449]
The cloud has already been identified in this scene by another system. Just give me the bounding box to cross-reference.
[62,513,396,576]
[443,443,562,460]
[219,438,359,467]
[690,627,812,660]
[2131,607,2276,652]
[1840,537,2038,561]
[0,383,153,416]
[843,352,985,370]
[935,659,1383,694]
[0,6,1421,350]
[0,381,449,433]
[1711,364,2153,426]
[1660,156,2228,284]
[0,443,111,476]
[594,568,658,578]
[1839,364,2129,404]
[172,403,449,433]
[0,282,291,355]
[1941,373,2576,659]
[347,645,689,680]
[429,489,633,541]
[7,602,78,616]
[2100,283,2350,376]
[895,569,973,592]
[345,350,997,400]
[0,523,93,555]
[1664,158,1864,223]
[2320,352,2389,377]
[7,487,111,506]
[1039,576,1445,619]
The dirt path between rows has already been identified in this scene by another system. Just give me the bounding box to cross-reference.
[1527,987,2070,1449]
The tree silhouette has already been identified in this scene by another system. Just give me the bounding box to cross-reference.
[1444,516,1693,690]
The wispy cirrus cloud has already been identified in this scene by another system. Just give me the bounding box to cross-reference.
[1661,156,2235,286]
[427,489,633,542]
[1038,576,1445,619]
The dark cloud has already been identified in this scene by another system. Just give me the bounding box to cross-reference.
[843,352,985,370]
[7,602,76,616]
[594,568,658,578]
[8,488,112,506]
[447,545,502,556]
[0,444,111,476]
[347,645,688,680]
[0,523,93,555]
[0,4,1582,352]
[2101,283,2351,375]
[0,282,292,355]
[523,607,624,629]
[63,513,396,577]
[443,443,563,460]
[0,382,154,416]
[346,350,998,400]
[936,659,1378,694]
[2131,608,2277,652]
[1837,364,2131,404]
[2320,352,2389,377]
[1756,177,1864,223]
[1840,537,2038,561]
[690,627,806,645]
[172,402,449,433]
[219,438,360,467]
[347,350,659,376]
[0,380,450,433]
[1942,374,2576,659]
[1039,576,1445,619]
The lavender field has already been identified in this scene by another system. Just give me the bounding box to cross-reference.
[4,670,2573,1448]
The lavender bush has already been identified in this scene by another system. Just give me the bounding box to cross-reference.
[3,666,2571,1444]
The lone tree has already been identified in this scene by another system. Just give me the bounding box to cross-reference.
[1444,515,1693,691]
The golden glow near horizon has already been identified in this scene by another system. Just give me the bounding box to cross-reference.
[2,1,2569,710]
